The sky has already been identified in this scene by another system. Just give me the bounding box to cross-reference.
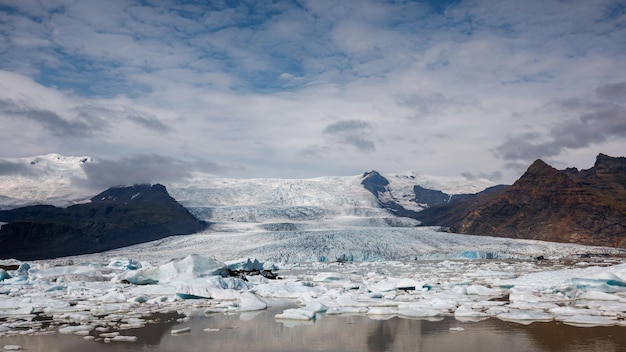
[0,0,625,188]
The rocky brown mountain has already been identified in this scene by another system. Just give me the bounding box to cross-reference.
[416,154,626,248]
[0,184,208,260]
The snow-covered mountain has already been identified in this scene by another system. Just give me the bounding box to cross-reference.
[0,153,93,208]
[0,154,495,222]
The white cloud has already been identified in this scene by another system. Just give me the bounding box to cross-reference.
[0,0,625,185]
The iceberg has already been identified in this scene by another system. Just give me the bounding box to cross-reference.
[275,308,316,321]
[561,315,617,327]
[121,255,227,284]
[496,310,553,325]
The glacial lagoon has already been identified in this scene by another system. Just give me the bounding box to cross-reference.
[3,256,626,352]
[3,304,626,352]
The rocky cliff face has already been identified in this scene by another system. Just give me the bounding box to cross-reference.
[361,171,420,218]
[0,184,208,260]
[417,154,626,248]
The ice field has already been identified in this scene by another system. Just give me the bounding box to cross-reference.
[2,154,626,345]
[1,229,626,343]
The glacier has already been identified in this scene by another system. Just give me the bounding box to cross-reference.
[1,154,626,345]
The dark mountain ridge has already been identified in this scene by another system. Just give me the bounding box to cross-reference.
[0,184,208,260]
[416,154,626,248]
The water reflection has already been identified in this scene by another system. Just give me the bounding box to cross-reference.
[367,319,396,352]
[3,308,626,352]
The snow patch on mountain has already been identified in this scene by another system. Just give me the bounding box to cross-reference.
[0,153,92,207]
[384,171,494,212]
[0,154,496,219]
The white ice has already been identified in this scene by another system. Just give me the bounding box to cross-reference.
[2,154,626,339]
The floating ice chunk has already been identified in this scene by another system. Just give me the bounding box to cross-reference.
[577,291,620,301]
[252,281,326,299]
[225,258,277,271]
[237,292,267,312]
[497,310,553,325]
[449,327,465,332]
[508,288,564,306]
[119,318,146,330]
[398,308,441,318]
[30,265,96,280]
[275,308,316,321]
[312,272,348,283]
[16,263,30,277]
[365,278,422,293]
[53,312,93,323]
[0,269,11,281]
[100,332,120,338]
[367,307,397,315]
[561,315,616,327]
[107,258,141,271]
[0,299,33,315]
[122,255,227,285]
[171,327,191,335]
[452,285,502,296]
[508,301,559,310]
[173,276,248,300]
[417,296,460,312]
[90,304,132,316]
[94,290,127,303]
[304,301,327,313]
[549,306,595,317]
[325,306,369,315]
[454,304,487,318]
[3,346,21,351]
[485,306,509,316]
[585,301,626,315]
[109,335,138,342]
[502,263,626,294]
[58,325,94,334]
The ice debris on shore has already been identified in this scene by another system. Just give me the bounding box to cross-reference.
[1,254,626,340]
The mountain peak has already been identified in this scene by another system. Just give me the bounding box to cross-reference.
[416,153,626,247]
[90,184,172,204]
[512,159,575,190]
[593,153,626,172]
[361,170,389,195]
[526,159,554,173]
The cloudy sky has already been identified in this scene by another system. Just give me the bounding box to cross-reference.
[1,0,625,187]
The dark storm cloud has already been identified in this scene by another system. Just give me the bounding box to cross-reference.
[395,91,451,119]
[596,81,626,102]
[0,99,171,141]
[0,99,95,137]
[74,104,171,134]
[461,170,502,182]
[0,161,34,176]
[494,105,626,164]
[76,154,222,189]
[323,119,376,152]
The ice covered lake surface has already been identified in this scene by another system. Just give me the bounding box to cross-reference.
[2,228,626,351]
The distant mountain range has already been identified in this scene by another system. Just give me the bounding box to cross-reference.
[416,154,626,248]
[1,153,625,257]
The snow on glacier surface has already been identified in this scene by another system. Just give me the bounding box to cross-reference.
[3,154,626,339]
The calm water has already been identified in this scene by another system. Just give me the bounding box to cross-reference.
[3,305,626,352]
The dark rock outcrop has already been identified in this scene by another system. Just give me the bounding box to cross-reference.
[361,171,420,218]
[0,184,208,260]
[413,185,450,207]
[416,154,626,248]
